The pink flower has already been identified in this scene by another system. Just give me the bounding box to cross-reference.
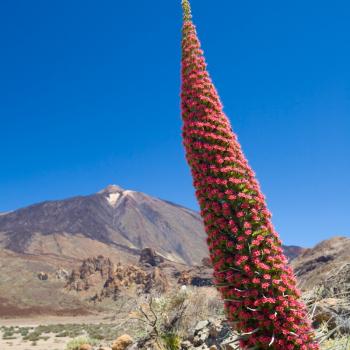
[180,1,318,348]
[227,241,234,248]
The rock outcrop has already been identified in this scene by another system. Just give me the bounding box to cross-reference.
[293,236,350,290]
[143,267,169,294]
[131,319,236,350]
[177,267,213,287]
[37,272,48,281]
[67,256,115,292]
[66,256,170,301]
[292,237,350,334]
[55,267,70,280]
[139,248,164,267]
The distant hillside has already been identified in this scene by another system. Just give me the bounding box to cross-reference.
[283,245,306,261]
[0,185,311,316]
[0,185,306,265]
[0,185,209,265]
[292,236,350,289]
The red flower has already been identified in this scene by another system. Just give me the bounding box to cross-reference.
[180,1,318,349]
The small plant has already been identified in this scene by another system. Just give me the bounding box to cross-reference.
[2,334,17,340]
[320,337,350,350]
[161,333,181,350]
[23,331,43,342]
[65,336,98,350]
[19,327,30,337]
[2,326,16,339]
[129,293,186,349]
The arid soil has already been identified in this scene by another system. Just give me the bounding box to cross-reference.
[0,314,113,327]
[0,315,115,350]
[0,332,70,350]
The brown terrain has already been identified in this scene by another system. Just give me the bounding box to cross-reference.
[292,236,350,290]
[0,184,348,321]
[0,185,208,316]
[0,185,207,265]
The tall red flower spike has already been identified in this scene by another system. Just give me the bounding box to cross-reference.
[180,1,319,349]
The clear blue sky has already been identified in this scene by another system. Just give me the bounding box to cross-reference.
[1,0,349,247]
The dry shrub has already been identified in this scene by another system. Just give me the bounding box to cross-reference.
[128,286,223,345]
[175,286,223,335]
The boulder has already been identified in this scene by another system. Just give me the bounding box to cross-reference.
[193,334,206,347]
[112,334,133,350]
[208,322,221,338]
[37,272,48,281]
[79,344,92,350]
[195,320,210,333]
[221,336,239,350]
[181,340,192,350]
[55,268,69,280]
[184,319,237,350]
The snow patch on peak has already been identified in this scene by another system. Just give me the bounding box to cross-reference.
[98,185,137,205]
[99,184,124,194]
[123,190,136,196]
[106,192,121,207]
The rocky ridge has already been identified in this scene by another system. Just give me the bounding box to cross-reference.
[0,185,304,267]
[292,236,350,290]
[292,237,350,335]
[66,254,170,301]
[0,185,347,319]
[0,185,208,265]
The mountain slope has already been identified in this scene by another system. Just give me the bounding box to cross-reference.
[0,185,305,265]
[0,185,207,265]
[292,236,350,290]
[0,185,324,317]
[283,245,306,261]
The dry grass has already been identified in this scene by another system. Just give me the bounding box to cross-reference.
[0,285,349,349]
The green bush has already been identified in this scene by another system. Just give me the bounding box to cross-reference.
[65,336,98,350]
[161,333,181,350]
